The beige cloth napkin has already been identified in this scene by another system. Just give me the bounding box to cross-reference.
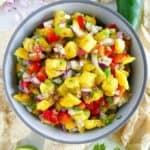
[1,0,150,149]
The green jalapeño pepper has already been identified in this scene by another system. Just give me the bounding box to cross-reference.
[116,0,143,29]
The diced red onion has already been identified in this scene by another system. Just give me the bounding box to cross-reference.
[117,32,123,39]
[99,62,108,68]
[81,88,91,92]
[35,93,48,101]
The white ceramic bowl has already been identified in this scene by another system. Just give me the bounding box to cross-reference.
[3,0,147,144]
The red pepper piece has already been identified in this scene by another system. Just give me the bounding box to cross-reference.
[77,49,87,56]
[42,109,59,125]
[77,15,85,30]
[106,24,117,29]
[37,67,47,82]
[112,53,128,64]
[28,62,40,74]
[105,45,115,57]
[58,112,72,125]
[77,102,86,109]
[47,28,60,43]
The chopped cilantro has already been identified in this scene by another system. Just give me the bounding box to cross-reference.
[106,97,113,104]
[116,115,122,120]
[113,147,121,150]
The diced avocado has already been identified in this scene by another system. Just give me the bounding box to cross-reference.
[79,71,96,88]
[60,93,81,108]
[64,41,78,59]
[77,34,97,53]
[14,48,29,60]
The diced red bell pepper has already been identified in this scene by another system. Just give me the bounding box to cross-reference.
[112,53,128,64]
[58,112,72,125]
[106,24,117,29]
[105,45,115,57]
[77,49,87,56]
[95,45,105,57]
[117,85,125,97]
[42,109,59,125]
[77,15,85,30]
[28,62,40,74]
[37,67,47,82]
[47,28,60,43]
[86,97,104,116]
[77,102,86,109]
[29,52,41,62]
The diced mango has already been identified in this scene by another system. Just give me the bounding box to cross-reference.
[77,34,97,53]
[35,37,50,50]
[102,75,118,96]
[84,120,104,130]
[55,26,74,38]
[54,10,66,26]
[36,99,54,111]
[94,67,106,85]
[23,38,34,52]
[115,38,125,54]
[79,71,96,88]
[83,63,95,72]
[84,89,103,104]
[40,79,55,94]
[34,28,51,37]
[45,59,66,78]
[14,48,29,60]
[94,29,110,41]
[115,69,129,90]
[13,93,31,105]
[60,93,81,108]
[85,15,96,25]
[122,56,136,65]
[64,41,78,59]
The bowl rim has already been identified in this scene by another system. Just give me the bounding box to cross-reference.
[3,0,148,144]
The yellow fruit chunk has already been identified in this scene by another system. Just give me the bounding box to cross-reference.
[64,41,78,59]
[40,80,55,94]
[23,38,34,52]
[84,90,103,104]
[45,59,66,78]
[94,29,110,41]
[13,93,31,105]
[84,120,104,130]
[122,56,136,65]
[35,37,50,50]
[83,63,95,72]
[14,48,29,60]
[36,99,54,111]
[115,69,129,90]
[102,75,118,96]
[60,93,81,108]
[79,71,96,88]
[54,10,66,26]
[115,38,125,54]
[77,34,97,53]
[94,67,106,85]
[85,15,96,25]
[34,28,51,37]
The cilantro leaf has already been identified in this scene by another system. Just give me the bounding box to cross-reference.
[113,147,121,150]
